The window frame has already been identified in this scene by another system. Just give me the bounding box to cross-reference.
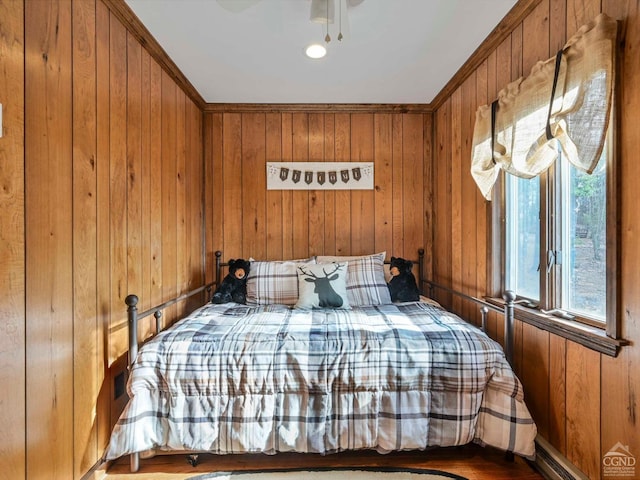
[489,119,623,355]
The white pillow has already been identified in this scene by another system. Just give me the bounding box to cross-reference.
[316,252,391,306]
[295,262,350,309]
[246,259,315,306]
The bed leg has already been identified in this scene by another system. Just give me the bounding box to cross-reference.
[187,454,200,467]
[130,452,140,472]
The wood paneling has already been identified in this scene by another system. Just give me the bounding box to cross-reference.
[19,1,206,478]
[95,0,112,455]
[127,32,143,316]
[25,1,74,479]
[72,0,99,476]
[521,323,550,439]
[432,1,640,479]
[175,86,187,317]
[548,335,567,454]
[566,342,601,478]
[108,13,128,361]
[401,114,425,257]
[242,113,267,259]
[601,0,640,473]
[204,111,430,261]
[161,72,178,323]
[322,114,337,255]
[203,115,214,275]
[291,113,310,259]
[5,1,640,480]
[475,60,489,327]
[308,113,325,256]
[450,88,463,316]
[188,100,204,300]
[335,113,352,255]
[149,59,164,309]
[350,114,375,255]
[373,114,394,255]
[460,75,477,325]
[265,113,284,259]
[0,0,25,478]
[433,99,452,308]
[221,113,243,259]
[423,114,433,283]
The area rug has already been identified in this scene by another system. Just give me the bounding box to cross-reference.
[189,467,467,480]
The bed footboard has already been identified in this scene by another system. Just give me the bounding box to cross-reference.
[124,282,215,472]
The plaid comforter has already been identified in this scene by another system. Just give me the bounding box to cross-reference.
[105,301,536,460]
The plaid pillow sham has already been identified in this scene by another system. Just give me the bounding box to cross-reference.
[316,252,392,306]
[246,259,315,306]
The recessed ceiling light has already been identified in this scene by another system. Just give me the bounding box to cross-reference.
[305,43,327,59]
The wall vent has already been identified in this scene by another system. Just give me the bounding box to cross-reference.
[114,371,126,399]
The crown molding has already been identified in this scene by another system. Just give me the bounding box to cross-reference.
[203,103,433,114]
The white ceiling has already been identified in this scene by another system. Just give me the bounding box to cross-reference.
[125,0,518,104]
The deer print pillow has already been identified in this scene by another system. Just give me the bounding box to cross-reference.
[295,262,350,309]
[316,252,391,306]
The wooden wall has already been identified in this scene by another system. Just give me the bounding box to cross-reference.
[3,0,639,479]
[0,1,25,479]
[203,110,432,272]
[431,1,640,479]
[1,0,205,478]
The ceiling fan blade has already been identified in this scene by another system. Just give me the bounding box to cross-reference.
[310,0,335,24]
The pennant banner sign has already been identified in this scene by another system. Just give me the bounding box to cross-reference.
[267,162,374,190]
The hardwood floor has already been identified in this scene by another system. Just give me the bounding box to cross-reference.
[96,445,544,480]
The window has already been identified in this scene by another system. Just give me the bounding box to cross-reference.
[505,175,541,302]
[498,135,618,337]
[560,154,607,320]
[470,14,622,352]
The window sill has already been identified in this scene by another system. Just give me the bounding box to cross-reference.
[485,297,628,357]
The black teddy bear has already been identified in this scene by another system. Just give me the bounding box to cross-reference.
[387,257,421,303]
[211,258,251,304]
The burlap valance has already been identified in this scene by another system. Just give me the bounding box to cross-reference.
[471,13,617,200]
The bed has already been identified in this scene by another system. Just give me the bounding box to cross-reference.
[104,250,537,471]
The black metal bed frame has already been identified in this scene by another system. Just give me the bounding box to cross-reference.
[123,248,516,472]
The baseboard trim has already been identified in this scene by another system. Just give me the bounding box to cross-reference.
[534,436,589,480]
[80,459,110,480]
